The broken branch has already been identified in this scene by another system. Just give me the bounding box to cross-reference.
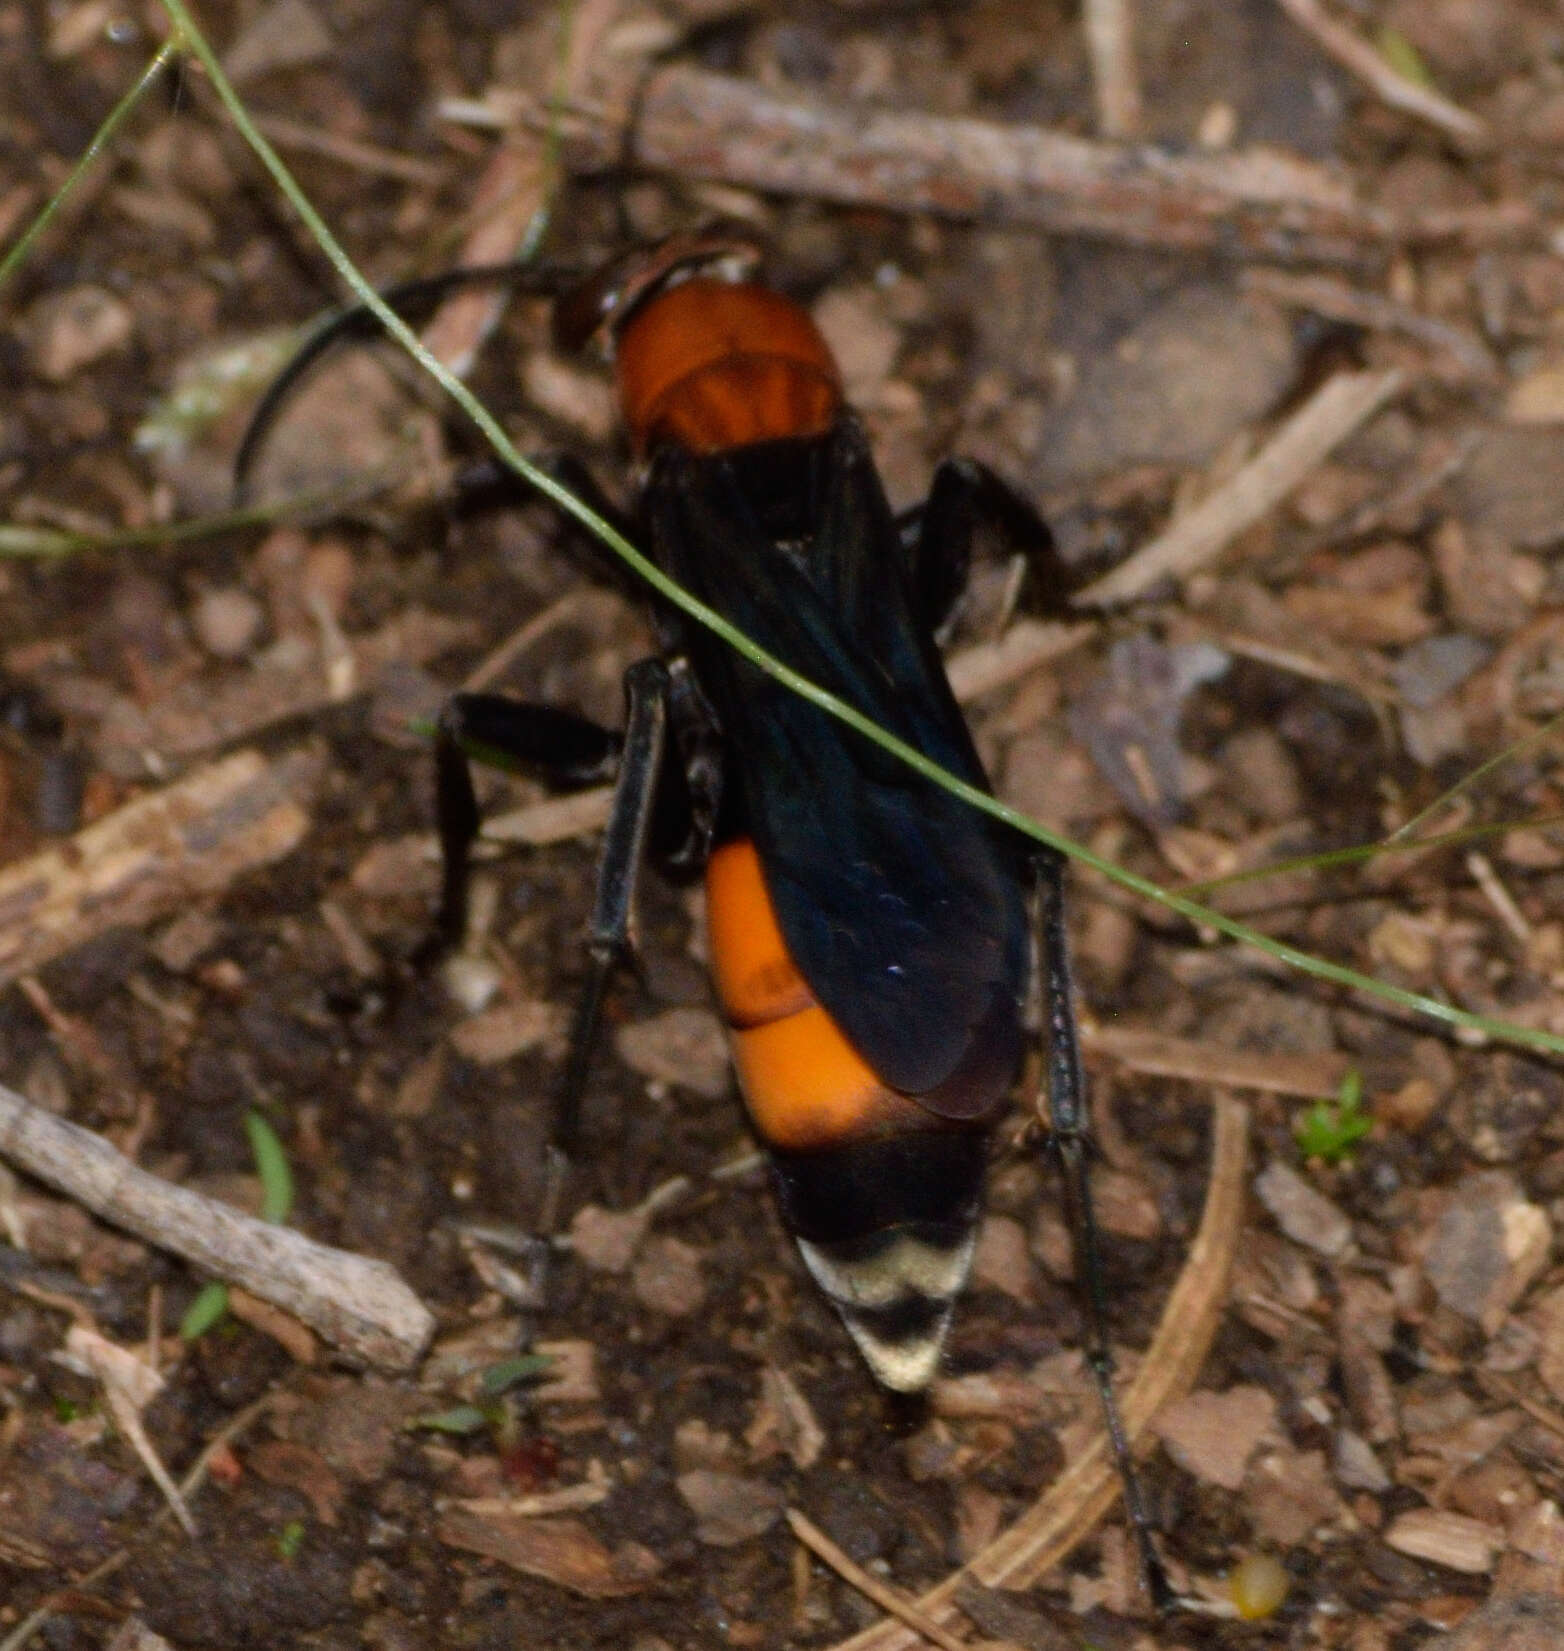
[0,1082,434,1370]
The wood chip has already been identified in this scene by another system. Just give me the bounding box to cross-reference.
[1153,1384,1277,1490]
[1424,1171,1552,1335]
[1254,1160,1354,1257]
[746,1366,825,1471]
[450,1000,567,1065]
[1420,1593,1564,1651]
[630,1236,706,1317]
[568,1204,649,1275]
[226,1285,319,1364]
[677,1469,784,1547]
[614,1007,730,1101]
[0,747,318,992]
[1383,1507,1503,1575]
[436,1507,661,1596]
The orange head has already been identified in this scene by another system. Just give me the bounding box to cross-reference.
[614,280,843,458]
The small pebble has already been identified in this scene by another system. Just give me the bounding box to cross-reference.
[27,285,134,380]
[631,1237,705,1317]
[192,587,264,659]
[569,1204,649,1275]
[676,1469,783,1547]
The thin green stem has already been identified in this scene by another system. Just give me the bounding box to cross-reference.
[0,476,397,560]
[0,38,181,294]
[1178,812,1564,900]
[1385,707,1564,845]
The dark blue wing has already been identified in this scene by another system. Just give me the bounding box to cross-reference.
[642,419,1028,1108]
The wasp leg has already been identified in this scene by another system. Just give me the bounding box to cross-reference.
[431,662,685,1231]
[431,692,623,955]
[900,457,1075,633]
[555,657,675,1151]
[1035,849,1175,1613]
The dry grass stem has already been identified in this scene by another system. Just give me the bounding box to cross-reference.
[1082,1023,1351,1098]
[1083,0,1143,138]
[1273,0,1489,147]
[786,1510,976,1651]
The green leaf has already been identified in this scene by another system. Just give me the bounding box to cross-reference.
[246,1110,294,1225]
[181,1281,230,1340]
[1376,25,1434,88]
[408,1405,493,1436]
[1295,1070,1372,1165]
[276,1519,307,1559]
[478,1353,556,1398]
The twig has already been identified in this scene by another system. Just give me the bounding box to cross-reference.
[1273,0,1488,148]
[1083,0,1142,138]
[1465,850,1531,945]
[0,748,319,992]
[1076,368,1406,607]
[823,1095,1249,1651]
[0,1082,434,1369]
[546,66,1536,266]
[252,114,448,184]
[787,1510,971,1651]
[418,0,627,377]
[1082,1023,1350,1098]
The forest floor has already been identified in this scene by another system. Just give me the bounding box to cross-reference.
[5,1,1564,1647]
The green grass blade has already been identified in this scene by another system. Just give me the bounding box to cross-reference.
[0,38,181,293]
[246,1110,294,1225]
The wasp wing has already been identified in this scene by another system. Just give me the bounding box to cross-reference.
[642,420,1029,1112]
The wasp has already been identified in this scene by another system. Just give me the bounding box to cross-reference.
[241,230,1169,1602]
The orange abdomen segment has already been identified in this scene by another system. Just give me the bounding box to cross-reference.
[616,280,842,457]
[705,838,924,1153]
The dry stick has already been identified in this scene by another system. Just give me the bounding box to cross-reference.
[252,114,448,184]
[787,1511,971,1651]
[944,617,1094,704]
[420,0,632,375]
[1076,368,1406,608]
[826,1095,1249,1651]
[0,1083,434,1368]
[1082,1022,1350,1099]
[1273,0,1489,148]
[1083,0,1142,139]
[556,66,1534,265]
[0,747,318,990]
